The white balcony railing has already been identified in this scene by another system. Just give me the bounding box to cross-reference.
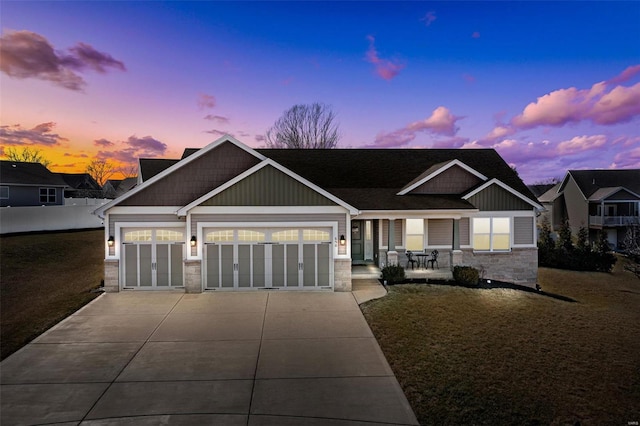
[589,215,640,226]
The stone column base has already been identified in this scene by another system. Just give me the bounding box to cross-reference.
[184,260,202,293]
[334,258,352,292]
[104,259,119,293]
[450,250,463,271]
[387,251,398,266]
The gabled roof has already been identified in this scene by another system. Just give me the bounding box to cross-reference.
[0,161,67,187]
[537,183,562,203]
[397,159,487,195]
[527,183,556,199]
[94,135,266,216]
[588,187,640,202]
[561,169,640,199]
[56,173,101,190]
[463,178,543,209]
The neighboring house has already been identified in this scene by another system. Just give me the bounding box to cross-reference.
[0,161,67,207]
[103,177,137,199]
[542,169,640,249]
[56,173,103,198]
[94,136,542,293]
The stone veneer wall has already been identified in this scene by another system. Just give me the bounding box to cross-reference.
[104,259,119,293]
[334,258,352,292]
[184,260,202,293]
[461,247,538,288]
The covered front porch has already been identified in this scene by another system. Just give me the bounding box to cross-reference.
[352,264,453,281]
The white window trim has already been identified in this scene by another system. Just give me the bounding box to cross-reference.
[39,187,56,204]
[111,222,187,260]
[470,211,538,252]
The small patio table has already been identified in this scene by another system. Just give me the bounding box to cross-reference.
[414,252,430,269]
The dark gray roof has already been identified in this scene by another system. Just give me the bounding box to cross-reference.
[255,148,536,210]
[0,161,67,186]
[147,147,537,211]
[528,184,556,198]
[139,159,180,181]
[56,173,101,190]
[566,169,640,198]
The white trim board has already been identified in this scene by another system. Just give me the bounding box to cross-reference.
[397,159,488,195]
[463,178,543,210]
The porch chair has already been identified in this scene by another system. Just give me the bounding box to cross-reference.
[427,250,439,269]
[405,250,418,270]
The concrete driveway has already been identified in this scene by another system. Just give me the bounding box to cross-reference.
[1,289,418,425]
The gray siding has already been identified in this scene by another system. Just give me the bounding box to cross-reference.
[0,185,64,207]
[468,184,533,211]
[412,165,482,194]
[563,177,588,235]
[428,219,453,246]
[202,165,336,207]
[121,142,260,207]
[514,216,534,245]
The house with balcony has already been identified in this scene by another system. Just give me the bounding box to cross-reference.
[541,169,640,249]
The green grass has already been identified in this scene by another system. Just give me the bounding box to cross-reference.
[0,230,104,360]
[361,257,640,425]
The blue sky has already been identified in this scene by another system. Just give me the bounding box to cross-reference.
[1,1,639,183]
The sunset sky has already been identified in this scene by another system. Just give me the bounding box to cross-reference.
[1,1,639,184]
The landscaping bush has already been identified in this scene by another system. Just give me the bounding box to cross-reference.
[381,264,406,284]
[538,225,616,272]
[452,265,479,286]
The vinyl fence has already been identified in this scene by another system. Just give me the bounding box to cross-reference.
[0,198,110,234]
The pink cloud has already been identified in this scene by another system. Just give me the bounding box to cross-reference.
[471,32,481,39]
[0,122,67,146]
[197,93,216,109]
[606,64,640,85]
[556,135,607,155]
[407,106,461,136]
[612,147,640,168]
[421,11,437,27]
[365,35,405,81]
[0,30,125,91]
[462,73,476,83]
[368,106,463,147]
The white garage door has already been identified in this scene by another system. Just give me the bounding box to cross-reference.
[204,228,332,290]
[121,229,185,289]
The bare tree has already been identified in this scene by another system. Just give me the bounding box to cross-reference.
[86,159,115,187]
[4,147,51,167]
[120,163,138,179]
[265,103,340,149]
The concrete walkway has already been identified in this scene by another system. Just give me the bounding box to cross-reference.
[1,289,418,425]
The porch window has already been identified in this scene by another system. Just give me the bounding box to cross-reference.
[473,217,510,251]
[405,219,424,251]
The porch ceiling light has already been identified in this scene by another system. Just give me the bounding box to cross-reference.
[107,236,115,247]
[190,235,197,247]
[339,234,346,246]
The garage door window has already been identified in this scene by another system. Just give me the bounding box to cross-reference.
[272,229,299,241]
[206,230,234,242]
[303,229,330,241]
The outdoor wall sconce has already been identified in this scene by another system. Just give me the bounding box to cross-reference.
[190,235,197,247]
[107,236,115,247]
[339,234,346,246]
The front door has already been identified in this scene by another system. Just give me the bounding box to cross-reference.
[351,220,364,262]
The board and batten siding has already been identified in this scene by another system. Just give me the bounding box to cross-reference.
[468,184,533,211]
[514,216,534,245]
[428,219,453,246]
[201,165,336,207]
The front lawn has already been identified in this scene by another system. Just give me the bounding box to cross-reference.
[361,258,640,425]
[0,230,104,360]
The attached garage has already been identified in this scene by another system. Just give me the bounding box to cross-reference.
[121,228,185,289]
[204,227,333,290]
